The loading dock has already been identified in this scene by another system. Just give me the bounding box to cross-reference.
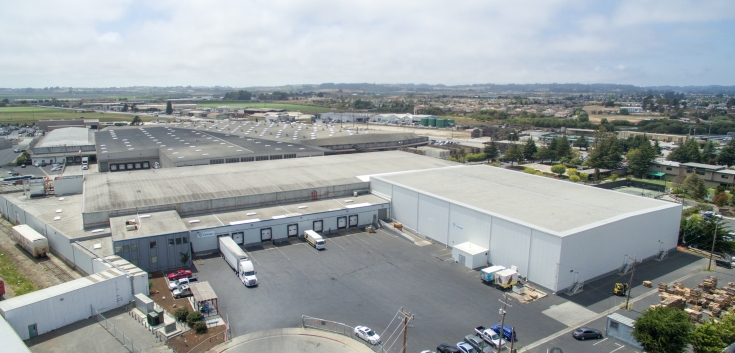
[232,232,243,244]
[337,217,347,229]
[287,224,298,237]
[348,215,358,227]
[260,228,272,242]
[313,220,323,232]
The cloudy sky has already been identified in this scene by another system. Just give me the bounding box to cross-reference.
[1,0,734,88]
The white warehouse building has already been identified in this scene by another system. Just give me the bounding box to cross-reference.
[371,165,682,293]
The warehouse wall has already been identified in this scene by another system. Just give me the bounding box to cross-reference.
[489,218,532,277]
[447,204,492,249]
[0,270,133,340]
[557,204,682,292]
[370,178,393,199]
[390,185,419,231]
[189,205,385,253]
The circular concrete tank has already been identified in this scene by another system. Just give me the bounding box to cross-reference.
[207,328,375,353]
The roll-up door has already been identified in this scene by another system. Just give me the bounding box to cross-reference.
[313,220,323,232]
[337,217,347,229]
[260,228,272,241]
[287,224,298,237]
[232,232,244,244]
[348,215,358,227]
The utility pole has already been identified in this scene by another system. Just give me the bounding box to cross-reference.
[625,255,637,310]
[399,309,414,353]
[498,294,512,353]
[709,222,719,271]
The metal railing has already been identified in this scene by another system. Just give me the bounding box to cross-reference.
[302,315,354,337]
[96,309,142,353]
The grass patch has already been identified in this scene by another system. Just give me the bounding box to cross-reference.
[0,248,38,295]
[0,106,159,126]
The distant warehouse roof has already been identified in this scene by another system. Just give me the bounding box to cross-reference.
[35,127,94,148]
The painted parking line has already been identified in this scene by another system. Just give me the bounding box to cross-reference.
[593,338,608,346]
[610,343,626,353]
[245,252,260,266]
[325,236,346,251]
[274,245,291,261]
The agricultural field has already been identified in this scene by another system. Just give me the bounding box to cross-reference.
[583,105,665,124]
[0,106,158,126]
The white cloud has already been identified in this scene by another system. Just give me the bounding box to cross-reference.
[0,0,733,87]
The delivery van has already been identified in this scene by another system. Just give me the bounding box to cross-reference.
[304,230,325,250]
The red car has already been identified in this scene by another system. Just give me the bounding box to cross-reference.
[167,270,192,281]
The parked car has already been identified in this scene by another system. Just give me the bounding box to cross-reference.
[456,342,477,353]
[20,164,26,168]
[168,276,197,290]
[490,324,517,341]
[549,348,563,353]
[572,327,603,340]
[702,211,722,220]
[13,148,20,153]
[436,344,461,353]
[464,334,495,352]
[354,326,381,345]
[167,269,193,281]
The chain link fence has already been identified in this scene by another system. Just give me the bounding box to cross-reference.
[96,310,142,353]
[302,315,354,337]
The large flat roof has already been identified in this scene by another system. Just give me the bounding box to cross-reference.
[83,151,457,214]
[110,210,188,240]
[374,165,679,235]
[95,125,326,157]
[36,127,94,148]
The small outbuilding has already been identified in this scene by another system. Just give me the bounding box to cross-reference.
[606,313,642,350]
[452,242,489,269]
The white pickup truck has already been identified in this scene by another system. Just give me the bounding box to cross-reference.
[168,277,197,290]
[475,326,504,348]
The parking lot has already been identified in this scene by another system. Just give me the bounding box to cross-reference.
[192,228,721,352]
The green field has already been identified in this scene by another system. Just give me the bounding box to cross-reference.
[0,106,157,126]
[197,101,332,112]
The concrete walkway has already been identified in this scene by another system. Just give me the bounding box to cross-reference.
[206,328,375,353]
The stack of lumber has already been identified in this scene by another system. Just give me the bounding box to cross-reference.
[658,282,669,292]
[685,308,703,322]
[662,296,686,310]
[699,276,718,291]
[643,280,652,288]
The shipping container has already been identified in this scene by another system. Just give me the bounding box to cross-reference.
[11,225,48,257]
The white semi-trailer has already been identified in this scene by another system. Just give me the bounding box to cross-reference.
[219,236,258,287]
[12,224,48,257]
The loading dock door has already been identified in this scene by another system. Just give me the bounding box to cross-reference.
[337,217,347,229]
[348,215,358,227]
[260,228,272,242]
[232,232,244,244]
[287,224,298,237]
[313,220,323,232]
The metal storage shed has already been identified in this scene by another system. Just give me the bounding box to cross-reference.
[452,242,488,269]
[606,313,642,349]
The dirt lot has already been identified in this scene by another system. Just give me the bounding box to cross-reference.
[167,324,227,353]
[149,272,194,315]
[584,105,665,124]
[0,218,81,299]
[369,124,471,139]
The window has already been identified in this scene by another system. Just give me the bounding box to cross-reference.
[241,157,254,162]
[150,241,157,249]
[269,154,283,160]
[151,256,158,264]
[114,246,122,254]
[722,175,729,179]
[665,167,672,171]
[609,321,619,330]
[226,158,239,163]
[183,237,188,244]
[696,171,705,176]
[131,259,139,266]
[131,243,138,252]
[176,238,182,245]
[284,154,296,159]
[122,245,130,253]
[168,239,174,246]
[209,159,225,165]
[255,155,269,161]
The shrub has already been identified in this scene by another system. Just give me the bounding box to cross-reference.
[580,172,589,182]
[569,175,581,182]
[714,192,729,207]
[489,161,501,167]
[523,167,535,174]
[535,171,544,176]
[550,164,567,177]
[566,168,578,176]
[174,307,189,322]
[465,152,487,162]
[682,207,699,217]
[193,321,208,334]
[187,312,203,326]
[672,187,685,195]
[610,174,619,181]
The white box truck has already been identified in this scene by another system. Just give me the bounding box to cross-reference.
[303,230,325,250]
[11,224,48,257]
[81,156,89,170]
[219,236,258,287]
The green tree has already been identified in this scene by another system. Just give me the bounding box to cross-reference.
[567,168,578,176]
[668,139,702,163]
[165,101,173,115]
[626,143,656,178]
[653,139,662,155]
[577,112,589,122]
[718,140,735,166]
[610,173,619,181]
[586,134,623,180]
[702,141,717,164]
[174,308,189,322]
[573,136,589,150]
[484,142,499,161]
[632,306,693,353]
[713,192,729,207]
[690,320,725,353]
[569,175,581,182]
[130,115,142,126]
[121,103,129,112]
[501,144,523,166]
[523,138,537,160]
[683,174,707,199]
[550,164,567,177]
[555,136,572,160]
[533,146,556,163]
[680,216,734,254]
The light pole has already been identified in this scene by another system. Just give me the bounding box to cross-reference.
[708,221,719,271]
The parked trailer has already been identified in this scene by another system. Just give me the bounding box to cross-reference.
[480,265,506,284]
[494,269,518,289]
[218,236,258,287]
[11,224,48,257]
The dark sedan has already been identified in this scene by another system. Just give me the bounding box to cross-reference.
[572,327,602,340]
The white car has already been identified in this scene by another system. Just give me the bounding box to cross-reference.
[354,326,381,345]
